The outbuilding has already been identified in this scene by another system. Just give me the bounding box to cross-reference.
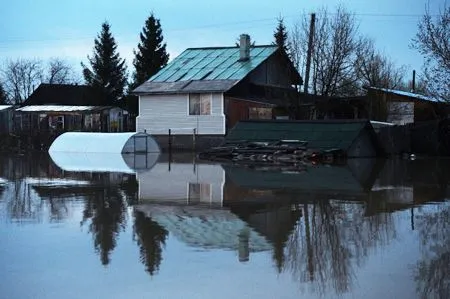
[225,119,383,157]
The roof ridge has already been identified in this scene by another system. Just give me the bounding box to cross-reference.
[184,45,276,50]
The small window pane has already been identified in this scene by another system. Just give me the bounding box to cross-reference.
[189,94,200,115]
[189,94,211,115]
[200,94,211,115]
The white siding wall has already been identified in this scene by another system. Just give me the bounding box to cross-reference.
[137,163,225,205]
[137,93,225,135]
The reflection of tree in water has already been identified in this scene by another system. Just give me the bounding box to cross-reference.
[414,204,449,299]
[133,210,168,276]
[6,180,43,222]
[81,187,127,266]
[284,200,396,296]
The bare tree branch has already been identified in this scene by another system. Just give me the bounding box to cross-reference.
[1,58,43,104]
[45,58,78,84]
[412,4,450,101]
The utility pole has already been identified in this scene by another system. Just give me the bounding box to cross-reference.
[303,13,316,94]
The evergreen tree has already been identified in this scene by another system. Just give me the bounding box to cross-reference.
[273,17,290,55]
[0,82,8,104]
[131,13,169,89]
[82,22,127,105]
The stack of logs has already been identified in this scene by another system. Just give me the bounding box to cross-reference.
[198,140,346,165]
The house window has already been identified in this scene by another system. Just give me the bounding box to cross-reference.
[188,183,212,204]
[49,115,64,130]
[189,94,211,115]
[249,107,272,120]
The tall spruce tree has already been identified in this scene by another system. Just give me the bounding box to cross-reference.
[273,17,290,55]
[131,13,169,89]
[82,22,127,105]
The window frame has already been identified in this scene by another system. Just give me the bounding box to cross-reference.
[188,93,212,116]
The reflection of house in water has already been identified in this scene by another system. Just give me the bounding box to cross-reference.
[366,158,450,216]
[223,159,381,204]
[0,178,6,198]
[136,157,303,263]
[135,204,272,262]
[137,159,225,205]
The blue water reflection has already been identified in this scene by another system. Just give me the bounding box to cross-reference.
[0,153,448,299]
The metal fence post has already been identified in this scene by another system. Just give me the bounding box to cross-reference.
[192,128,196,152]
[168,128,172,153]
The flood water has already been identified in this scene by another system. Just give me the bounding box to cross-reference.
[0,153,448,299]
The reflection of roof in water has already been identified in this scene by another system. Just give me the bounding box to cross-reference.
[135,204,272,252]
[32,184,111,199]
[224,164,370,195]
[25,177,91,186]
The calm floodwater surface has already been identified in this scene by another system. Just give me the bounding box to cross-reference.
[0,153,448,299]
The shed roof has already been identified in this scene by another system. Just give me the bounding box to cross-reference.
[23,83,101,106]
[225,120,373,151]
[16,105,110,112]
[133,45,293,95]
[368,87,442,103]
[0,105,12,111]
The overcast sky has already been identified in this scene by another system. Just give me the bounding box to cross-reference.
[0,0,445,81]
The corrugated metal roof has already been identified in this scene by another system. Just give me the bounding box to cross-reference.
[225,120,372,151]
[133,45,279,95]
[16,105,109,112]
[0,105,12,111]
[369,87,442,103]
[151,46,277,82]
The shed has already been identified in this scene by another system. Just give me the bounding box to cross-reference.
[0,105,13,134]
[225,120,382,157]
[15,105,128,133]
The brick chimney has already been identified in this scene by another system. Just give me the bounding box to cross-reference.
[239,34,251,61]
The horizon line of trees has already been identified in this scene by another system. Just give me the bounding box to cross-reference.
[1,4,448,106]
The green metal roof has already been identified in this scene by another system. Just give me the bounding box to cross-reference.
[150,46,278,82]
[225,120,371,151]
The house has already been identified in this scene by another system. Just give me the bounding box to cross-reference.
[133,34,302,150]
[225,119,383,157]
[15,83,132,134]
[366,87,448,125]
[0,105,13,134]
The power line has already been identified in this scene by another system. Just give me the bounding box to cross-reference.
[0,12,438,46]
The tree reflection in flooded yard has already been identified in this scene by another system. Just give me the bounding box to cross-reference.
[283,200,397,296]
[1,152,450,299]
[132,210,168,276]
[414,203,450,299]
[80,185,128,266]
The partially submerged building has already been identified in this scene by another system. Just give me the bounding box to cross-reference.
[225,119,383,157]
[15,83,132,133]
[366,87,447,125]
[0,105,13,134]
[133,34,302,150]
